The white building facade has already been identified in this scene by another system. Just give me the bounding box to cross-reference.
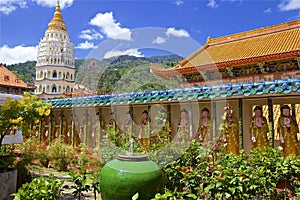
[35,1,75,99]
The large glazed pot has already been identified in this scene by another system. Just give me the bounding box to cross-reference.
[100,154,163,200]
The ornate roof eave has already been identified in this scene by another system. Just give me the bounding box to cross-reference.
[35,78,75,82]
[151,50,300,76]
[0,83,35,90]
[36,65,75,69]
[45,78,300,108]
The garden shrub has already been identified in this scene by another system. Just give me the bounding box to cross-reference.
[12,174,64,200]
[47,139,74,171]
[153,140,300,200]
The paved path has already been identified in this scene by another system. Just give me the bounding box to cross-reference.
[31,167,101,200]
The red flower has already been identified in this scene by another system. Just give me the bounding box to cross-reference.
[184,168,190,173]
[176,166,181,170]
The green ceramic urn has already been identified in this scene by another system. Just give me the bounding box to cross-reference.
[100,154,163,200]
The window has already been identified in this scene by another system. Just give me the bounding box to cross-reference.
[53,70,57,78]
[52,86,57,93]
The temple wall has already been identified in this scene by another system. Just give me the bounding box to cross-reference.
[39,96,300,155]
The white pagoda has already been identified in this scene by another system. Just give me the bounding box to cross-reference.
[35,1,75,99]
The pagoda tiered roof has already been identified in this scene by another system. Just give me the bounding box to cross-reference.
[151,20,300,75]
[46,78,300,108]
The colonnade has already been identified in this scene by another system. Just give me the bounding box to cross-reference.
[36,96,300,154]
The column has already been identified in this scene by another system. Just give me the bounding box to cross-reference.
[49,113,53,145]
[189,102,193,138]
[84,110,89,147]
[167,103,171,139]
[59,111,63,145]
[97,107,103,150]
[238,99,243,149]
[71,114,75,149]
[147,105,151,139]
[130,105,134,138]
[268,98,275,147]
[212,101,217,139]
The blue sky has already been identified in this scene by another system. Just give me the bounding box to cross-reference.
[0,0,299,64]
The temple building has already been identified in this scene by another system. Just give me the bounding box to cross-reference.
[151,20,300,86]
[35,1,75,99]
[0,64,34,104]
[41,19,299,155]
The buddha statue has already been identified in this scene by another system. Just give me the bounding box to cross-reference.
[219,104,239,154]
[249,106,269,150]
[176,108,192,142]
[277,105,299,158]
[139,110,150,149]
[197,108,212,143]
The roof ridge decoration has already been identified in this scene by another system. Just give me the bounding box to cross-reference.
[208,19,300,46]
[47,78,300,108]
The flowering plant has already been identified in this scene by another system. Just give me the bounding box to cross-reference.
[0,92,51,149]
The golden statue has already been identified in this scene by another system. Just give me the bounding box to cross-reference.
[219,104,239,154]
[277,105,300,158]
[249,106,269,150]
[138,110,150,149]
[197,108,212,143]
[120,111,132,145]
[151,110,171,145]
[176,109,191,142]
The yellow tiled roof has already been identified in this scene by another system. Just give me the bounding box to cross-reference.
[0,64,30,88]
[152,20,300,74]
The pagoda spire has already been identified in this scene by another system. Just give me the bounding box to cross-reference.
[47,0,66,31]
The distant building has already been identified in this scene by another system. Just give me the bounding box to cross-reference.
[0,64,34,103]
[35,1,75,99]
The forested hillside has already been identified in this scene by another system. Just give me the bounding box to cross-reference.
[4,54,182,92]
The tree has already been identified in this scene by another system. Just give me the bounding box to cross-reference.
[0,92,51,148]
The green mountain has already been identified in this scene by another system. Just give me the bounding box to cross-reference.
[4,55,183,92]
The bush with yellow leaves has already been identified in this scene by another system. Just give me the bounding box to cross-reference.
[0,92,51,149]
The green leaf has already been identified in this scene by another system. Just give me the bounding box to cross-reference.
[186,193,197,199]
[132,192,139,200]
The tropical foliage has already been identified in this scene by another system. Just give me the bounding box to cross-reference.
[12,174,64,200]
[0,92,51,148]
[153,140,300,199]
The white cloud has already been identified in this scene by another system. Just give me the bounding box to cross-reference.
[89,12,132,41]
[153,36,166,44]
[166,27,190,37]
[0,0,73,14]
[75,41,96,50]
[79,29,103,41]
[0,0,27,15]
[0,45,37,65]
[278,0,300,11]
[173,0,183,6]
[103,49,143,59]
[263,7,272,13]
[33,0,74,9]
[207,0,218,8]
